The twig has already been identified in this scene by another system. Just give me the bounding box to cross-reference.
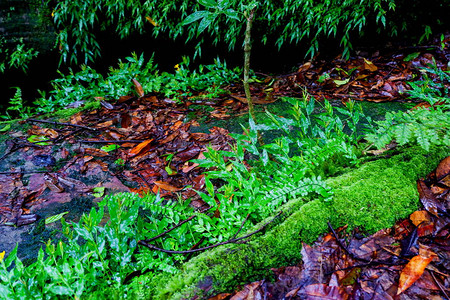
[0,170,50,175]
[78,139,146,144]
[327,221,358,260]
[27,118,99,131]
[430,270,450,300]
[142,214,198,243]
[139,211,282,254]
[232,213,250,240]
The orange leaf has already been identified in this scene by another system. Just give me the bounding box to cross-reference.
[145,16,159,27]
[409,210,430,227]
[132,78,144,97]
[397,254,434,295]
[129,139,153,157]
[153,181,182,192]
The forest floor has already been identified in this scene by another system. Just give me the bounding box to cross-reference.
[0,35,449,298]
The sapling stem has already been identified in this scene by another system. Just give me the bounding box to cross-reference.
[244,8,255,121]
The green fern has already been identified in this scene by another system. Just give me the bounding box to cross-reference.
[366,107,450,151]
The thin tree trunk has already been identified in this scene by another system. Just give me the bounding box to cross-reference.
[243,8,255,120]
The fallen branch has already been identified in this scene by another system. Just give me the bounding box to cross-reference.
[139,211,282,254]
[142,214,199,243]
[27,118,99,131]
[78,139,146,144]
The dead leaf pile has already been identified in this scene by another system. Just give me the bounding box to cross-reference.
[217,156,450,299]
[0,94,234,225]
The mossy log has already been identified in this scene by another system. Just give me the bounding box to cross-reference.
[140,146,449,299]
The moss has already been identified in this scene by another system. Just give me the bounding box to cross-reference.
[137,146,448,299]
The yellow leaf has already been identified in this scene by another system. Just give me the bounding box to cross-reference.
[0,251,5,262]
[363,58,378,72]
[145,16,159,27]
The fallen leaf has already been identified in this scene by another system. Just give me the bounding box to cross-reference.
[435,156,450,180]
[397,252,436,295]
[132,78,145,97]
[409,210,430,226]
[153,181,182,192]
[129,139,154,157]
[363,58,378,72]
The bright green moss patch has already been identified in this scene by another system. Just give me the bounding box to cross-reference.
[139,146,449,299]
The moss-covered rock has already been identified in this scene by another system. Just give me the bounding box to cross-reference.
[136,146,449,299]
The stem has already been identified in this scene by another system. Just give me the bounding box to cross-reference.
[244,8,255,121]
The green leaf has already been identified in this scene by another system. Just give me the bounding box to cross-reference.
[181,11,210,26]
[0,124,10,132]
[198,0,218,8]
[45,212,69,225]
[333,78,350,86]
[93,186,106,198]
[197,12,217,35]
[27,135,49,145]
[49,285,73,295]
[100,144,120,152]
[223,9,240,21]
[404,52,420,62]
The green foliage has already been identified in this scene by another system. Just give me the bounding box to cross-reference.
[2,88,33,120]
[0,38,39,73]
[6,53,239,117]
[0,193,142,298]
[0,95,374,298]
[406,62,450,106]
[365,107,449,151]
[365,64,450,151]
[50,0,395,64]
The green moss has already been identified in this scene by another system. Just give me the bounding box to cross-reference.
[138,146,448,299]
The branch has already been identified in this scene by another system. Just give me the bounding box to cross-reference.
[139,211,282,254]
[142,215,198,243]
[27,118,99,131]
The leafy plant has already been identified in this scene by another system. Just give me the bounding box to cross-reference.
[182,0,258,118]
[28,53,239,116]
[0,38,39,73]
[365,63,450,151]
[0,193,142,298]
[406,62,450,106]
[2,87,33,120]
[365,107,449,151]
[49,0,396,65]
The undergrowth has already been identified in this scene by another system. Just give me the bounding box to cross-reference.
[0,59,448,298]
[2,53,240,120]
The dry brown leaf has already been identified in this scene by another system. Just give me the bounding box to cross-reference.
[83,148,109,157]
[435,156,450,180]
[132,78,144,97]
[363,58,378,72]
[153,181,182,192]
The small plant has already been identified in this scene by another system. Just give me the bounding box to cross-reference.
[2,87,32,120]
[182,0,258,118]
[30,53,240,115]
[114,158,125,166]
